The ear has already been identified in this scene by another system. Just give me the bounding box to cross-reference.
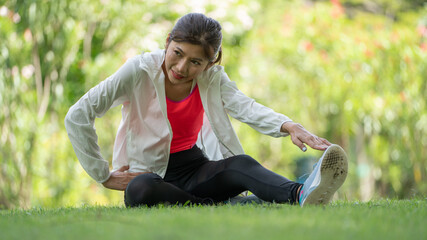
[165,33,171,49]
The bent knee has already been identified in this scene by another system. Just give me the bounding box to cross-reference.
[125,173,162,207]
[227,154,260,169]
[127,173,162,191]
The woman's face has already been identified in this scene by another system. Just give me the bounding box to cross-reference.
[163,40,213,85]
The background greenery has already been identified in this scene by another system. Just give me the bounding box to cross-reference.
[1,0,426,209]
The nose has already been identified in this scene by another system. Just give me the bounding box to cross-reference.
[176,59,187,74]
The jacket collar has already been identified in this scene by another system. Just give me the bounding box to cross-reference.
[138,49,165,81]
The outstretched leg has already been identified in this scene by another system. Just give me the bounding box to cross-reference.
[185,155,302,204]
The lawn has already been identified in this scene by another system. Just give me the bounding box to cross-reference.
[1,199,426,240]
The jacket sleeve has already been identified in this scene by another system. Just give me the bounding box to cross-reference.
[64,57,140,183]
[219,70,292,138]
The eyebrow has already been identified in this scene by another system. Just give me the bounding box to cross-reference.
[176,46,205,62]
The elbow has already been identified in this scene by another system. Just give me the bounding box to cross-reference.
[64,105,77,132]
[64,106,72,126]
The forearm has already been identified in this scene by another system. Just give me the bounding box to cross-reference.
[65,104,111,183]
[64,57,138,182]
[221,78,292,137]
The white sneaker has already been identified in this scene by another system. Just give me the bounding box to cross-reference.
[299,144,348,207]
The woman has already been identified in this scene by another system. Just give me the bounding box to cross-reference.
[65,13,348,207]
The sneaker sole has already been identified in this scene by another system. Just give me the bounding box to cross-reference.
[304,144,348,205]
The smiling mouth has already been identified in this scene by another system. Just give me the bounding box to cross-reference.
[171,70,185,80]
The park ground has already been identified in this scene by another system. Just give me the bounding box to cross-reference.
[0,199,426,240]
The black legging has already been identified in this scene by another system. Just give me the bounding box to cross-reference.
[124,146,302,207]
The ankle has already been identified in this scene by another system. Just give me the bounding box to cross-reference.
[296,185,303,204]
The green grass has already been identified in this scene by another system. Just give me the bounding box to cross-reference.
[1,200,426,240]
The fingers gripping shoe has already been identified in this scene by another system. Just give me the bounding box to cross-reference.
[299,144,348,207]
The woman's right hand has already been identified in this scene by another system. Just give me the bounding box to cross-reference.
[102,165,149,191]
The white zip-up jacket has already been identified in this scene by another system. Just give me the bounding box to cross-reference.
[65,50,292,183]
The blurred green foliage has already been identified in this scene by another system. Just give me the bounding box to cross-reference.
[0,0,426,209]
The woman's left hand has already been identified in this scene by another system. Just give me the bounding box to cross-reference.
[281,122,331,152]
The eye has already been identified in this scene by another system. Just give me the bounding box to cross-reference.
[174,50,181,56]
[191,60,201,65]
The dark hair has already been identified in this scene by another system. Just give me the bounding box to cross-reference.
[168,13,223,64]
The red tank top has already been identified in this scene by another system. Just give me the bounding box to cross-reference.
[166,85,204,153]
